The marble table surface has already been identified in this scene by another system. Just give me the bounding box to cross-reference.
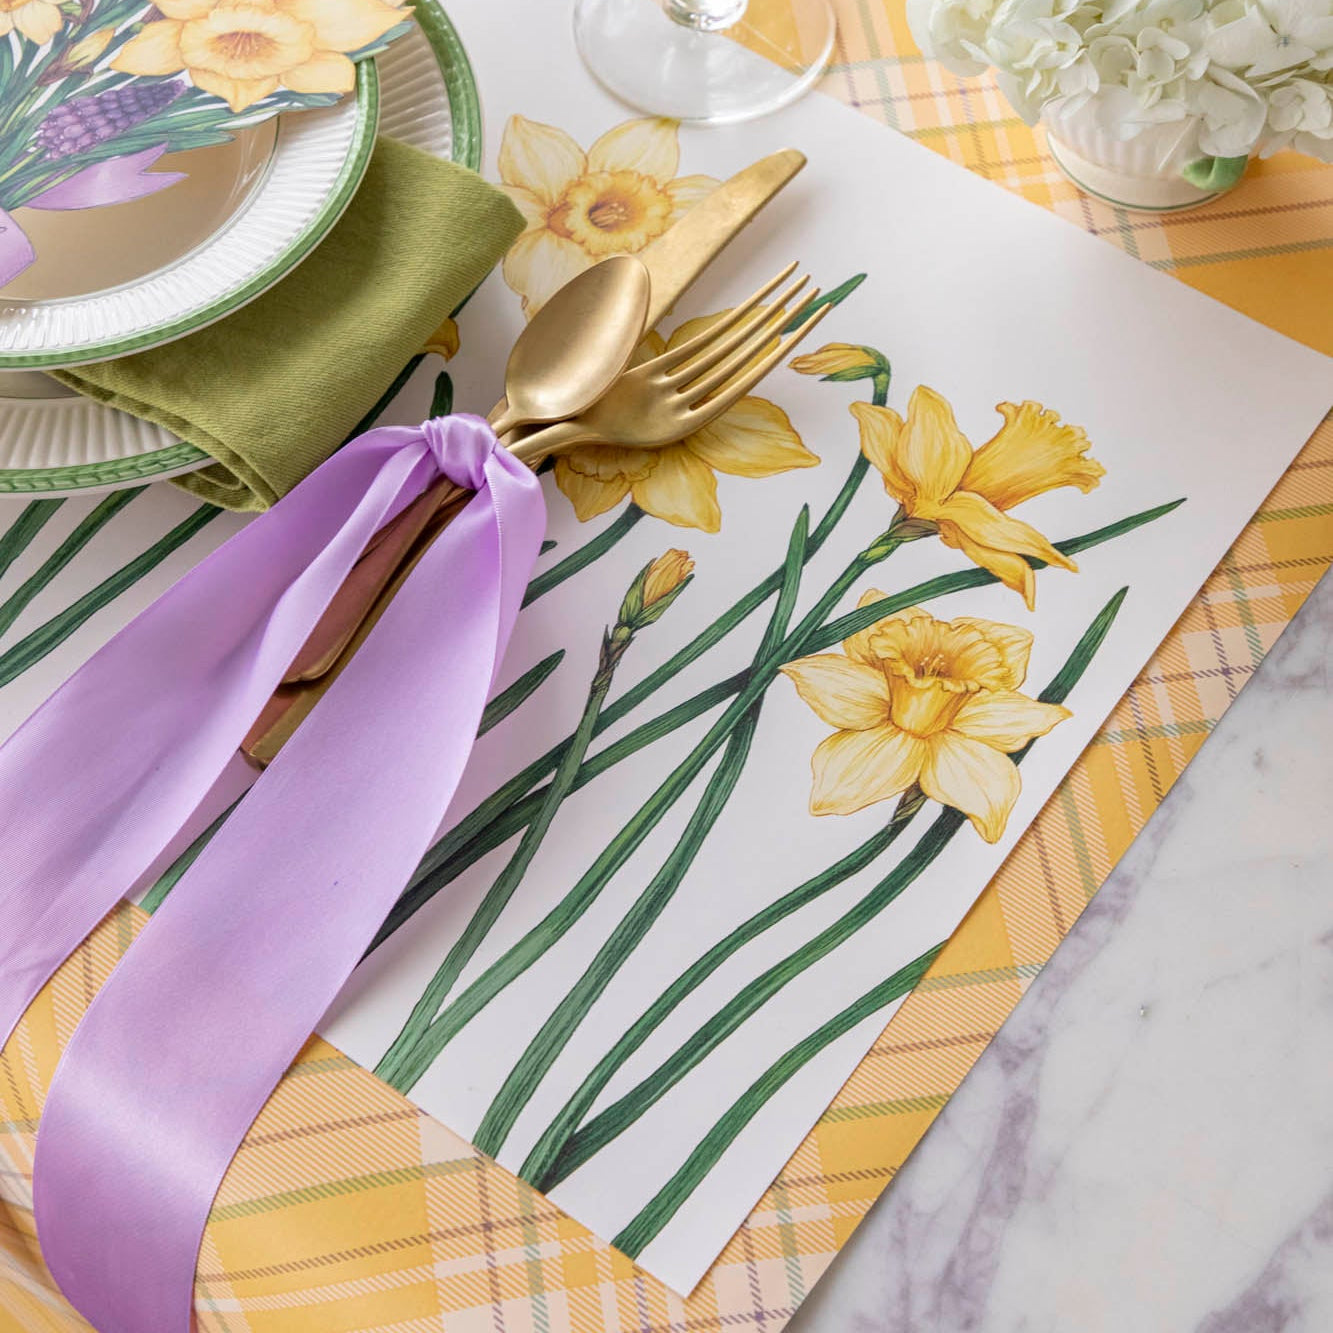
[789,568,1333,1333]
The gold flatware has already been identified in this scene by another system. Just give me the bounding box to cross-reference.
[241,263,830,767]
[488,253,652,437]
[511,264,824,464]
[281,255,651,685]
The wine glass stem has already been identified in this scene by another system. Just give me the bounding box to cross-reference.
[665,0,748,32]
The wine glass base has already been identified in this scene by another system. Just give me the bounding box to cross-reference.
[574,0,837,125]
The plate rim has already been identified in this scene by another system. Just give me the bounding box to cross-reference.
[0,3,482,494]
[0,65,382,372]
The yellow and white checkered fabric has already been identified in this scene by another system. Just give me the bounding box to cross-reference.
[2,1,1330,1328]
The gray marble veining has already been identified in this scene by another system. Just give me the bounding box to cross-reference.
[790,569,1333,1333]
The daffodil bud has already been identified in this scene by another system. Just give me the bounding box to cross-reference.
[789,343,887,383]
[617,550,694,633]
[68,28,114,67]
[643,549,693,608]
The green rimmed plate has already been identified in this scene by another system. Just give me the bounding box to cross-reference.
[0,64,380,372]
[0,2,482,494]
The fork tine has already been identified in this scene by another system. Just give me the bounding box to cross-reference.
[664,274,810,389]
[655,261,798,370]
[677,287,821,404]
[684,300,833,421]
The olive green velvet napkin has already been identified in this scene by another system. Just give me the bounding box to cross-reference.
[53,137,524,511]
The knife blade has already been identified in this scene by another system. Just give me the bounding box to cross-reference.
[638,147,806,328]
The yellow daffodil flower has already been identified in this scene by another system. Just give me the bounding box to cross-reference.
[0,0,62,44]
[498,114,717,316]
[554,311,818,533]
[781,597,1071,841]
[852,386,1105,609]
[114,0,407,113]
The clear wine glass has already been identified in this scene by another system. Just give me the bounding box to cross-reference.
[574,0,837,125]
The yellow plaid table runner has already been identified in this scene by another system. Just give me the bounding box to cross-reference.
[2,2,1330,1328]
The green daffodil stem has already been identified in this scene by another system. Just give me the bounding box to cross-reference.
[612,941,945,1259]
[0,503,219,690]
[367,445,876,955]
[376,660,619,1088]
[140,803,240,916]
[0,499,63,583]
[377,554,699,1090]
[472,703,764,1152]
[521,787,927,1188]
[467,513,810,1151]
[814,501,1183,653]
[479,650,566,737]
[540,588,1129,1192]
[380,511,815,1094]
[367,497,1180,957]
[523,505,646,608]
[0,489,140,641]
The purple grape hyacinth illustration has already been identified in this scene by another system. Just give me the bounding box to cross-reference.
[32,80,187,160]
[0,0,413,291]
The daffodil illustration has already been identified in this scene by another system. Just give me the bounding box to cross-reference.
[790,342,887,382]
[641,549,694,609]
[498,114,717,315]
[114,0,407,113]
[0,0,62,44]
[422,315,460,361]
[852,387,1105,609]
[781,598,1071,841]
[553,312,818,533]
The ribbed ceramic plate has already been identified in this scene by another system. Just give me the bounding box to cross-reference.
[0,1,480,494]
[0,66,380,373]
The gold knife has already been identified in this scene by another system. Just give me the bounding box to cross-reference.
[638,147,805,327]
[243,149,808,765]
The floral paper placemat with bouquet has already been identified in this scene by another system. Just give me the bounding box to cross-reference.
[0,0,412,286]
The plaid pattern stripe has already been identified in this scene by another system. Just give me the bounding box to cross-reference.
[2,2,1330,1329]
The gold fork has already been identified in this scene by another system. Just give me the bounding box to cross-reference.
[241,264,830,765]
[507,261,820,466]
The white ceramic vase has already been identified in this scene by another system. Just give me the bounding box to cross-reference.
[1042,102,1246,212]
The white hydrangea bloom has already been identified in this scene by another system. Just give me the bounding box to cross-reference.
[1207,0,1333,77]
[1262,75,1333,154]
[907,0,1333,162]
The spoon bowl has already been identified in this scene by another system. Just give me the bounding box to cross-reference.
[490,254,651,437]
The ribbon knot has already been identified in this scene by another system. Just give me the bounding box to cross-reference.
[423,412,498,490]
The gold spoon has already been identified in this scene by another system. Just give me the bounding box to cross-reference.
[488,253,651,437]
[281,254,652,685]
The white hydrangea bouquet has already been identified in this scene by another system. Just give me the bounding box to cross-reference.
[908,0,1333,208]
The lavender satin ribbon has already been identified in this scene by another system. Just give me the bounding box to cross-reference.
[1,145,183,286]
[0,414,544,1332]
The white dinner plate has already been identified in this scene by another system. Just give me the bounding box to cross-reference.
[0,1,480,495]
